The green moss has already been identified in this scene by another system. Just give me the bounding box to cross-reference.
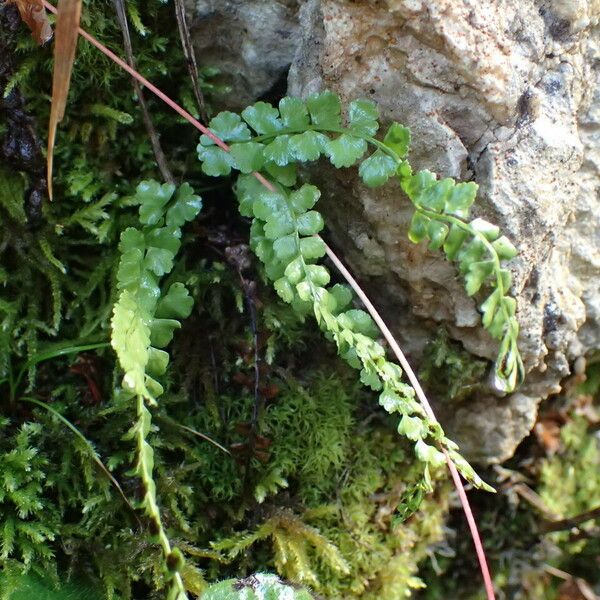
[419,329,487,402]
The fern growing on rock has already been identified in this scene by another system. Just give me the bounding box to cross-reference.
[111,180,202,600]
[196,91,523,496]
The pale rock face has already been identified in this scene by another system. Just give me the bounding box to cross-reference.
[190,0,600,462]
[188,0,301,110]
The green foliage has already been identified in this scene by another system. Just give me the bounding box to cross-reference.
[111,180,202,600]
[198,91,523,394]
[539,416,600,526]
[3,11,528,597]
[196,94,509,494]
[0,420,59,573]
[419,329,487,402]
[0,572,103,600]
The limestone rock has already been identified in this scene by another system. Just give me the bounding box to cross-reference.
[288,0,600,463]
[188,0,301,110]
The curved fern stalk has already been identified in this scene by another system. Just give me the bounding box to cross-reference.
[111,181,203,600]
[197,92,524,393]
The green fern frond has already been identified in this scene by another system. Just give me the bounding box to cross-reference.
[111,180,202,600]
[198,92,523,394]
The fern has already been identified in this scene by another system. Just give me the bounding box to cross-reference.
[110,180,202,600]
[195,93,517,491]
[197,91,523,393]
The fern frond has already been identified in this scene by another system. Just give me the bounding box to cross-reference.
[198,92,523,393]
[110,180,202,600]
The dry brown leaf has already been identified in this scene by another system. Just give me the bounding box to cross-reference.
[9,0,53,45]
[47,0,82,200]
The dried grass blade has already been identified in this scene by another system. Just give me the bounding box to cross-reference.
[9,0,53,44]
[47,0,82,200]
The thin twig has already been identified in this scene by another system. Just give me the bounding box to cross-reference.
[173,0,208,123]
[542,505,600,533]
[112,0,173,183]
[38,4,496,596]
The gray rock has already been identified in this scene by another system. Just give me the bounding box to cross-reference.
[188,0,301,110]
[289,0,600,462]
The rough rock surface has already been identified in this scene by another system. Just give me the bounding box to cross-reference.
[188,0,301,110]
[191,0,600,463]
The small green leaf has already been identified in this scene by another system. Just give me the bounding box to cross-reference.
[348,99,379,136]
[264,212,295,239]
[420,178,453,213]
[358,150,398,187]
[199,111,251,145]
[305,264,330,286]
[296,210,324,235]
[155,283,194,319]
[235,174,265,217]
[470,217,500,241]
[401,170,436,203]
[116,248,144,290]
[230,142,265,174]
[296,280,312,301]
[329,284,353,312]
[289,131,328,162]
[119,227,145,254]
[492,236,518,260]
[458,238,486,272]
[289,185,320,213]
[149,318,181,348]
[241,101,283,134]
[339,309,378,338]
[263,135,293,166]
[264,162,297,186]
[497,268,513,291]
[360,367,382,391]
[284,256,304,284]
[415,439,445,467]
[383,122,411,158]
[445,182,478,218]
[274,277,294,303]
[144,247,175,277]
[443,224,469,260]
[427,220,449,250]
[146,347,169,378]
[197,145,234,177]
[465,260,495,296]
[279,96,310,129]
[324,134,367,168]
[166,184,202,228]
[397,415,425,441]
[480,288,501,329]
[252,191,287,220]
[145,226,181,256]
[307,90,342,128]
[408,212,430,244]
[137,181,175,225]
[273,234,299,261]
[299,236,326,259]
